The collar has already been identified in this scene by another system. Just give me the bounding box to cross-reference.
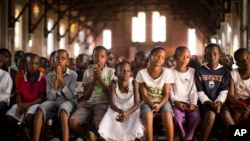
[201,62,223,70]
[24,71,43,82]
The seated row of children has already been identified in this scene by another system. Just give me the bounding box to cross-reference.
[0,43,250,141]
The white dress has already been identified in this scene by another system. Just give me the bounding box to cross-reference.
[98,78,144,141]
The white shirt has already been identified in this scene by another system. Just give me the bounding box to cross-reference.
[170,67,198,105]
[0,69,13,105]
[231,69,250,100]
[136,67,174,103]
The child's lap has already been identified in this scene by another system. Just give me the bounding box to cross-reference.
[70,101,109,125]
[140,102,173,116]
[39,100,76,123]
[200,103,230,118]
[6,103,39,122]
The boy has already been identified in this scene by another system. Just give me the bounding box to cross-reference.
[195,43,234,141]
[33,49,77,141]
[69,46,115,140]
[6,53,46,140]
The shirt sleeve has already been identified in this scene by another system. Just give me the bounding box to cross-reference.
[135,70,144,83]
[61,72,77,99]
[0,73,13,103]
[194,69,211,104]
[189,79,198,105]
[164,68,175,84]
[169,84,175,103]
[215,70,230,103]
[46,73,57,100]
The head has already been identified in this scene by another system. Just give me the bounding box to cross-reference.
[134,51,148,70]
[14,50,24,65]
[220,53,234,70]
[40,57,49,69]
[49,50,57,70]
[92,46,108,68]
[26,53,40,74]
[173,46,191,68]
[107,52,117,68]
[0,48,12,70]
[55,49,69,70]
[234,48,250,70]
[204,43,222,67]
[76,54,90,69]
[17,52,33,71]
[115,61,131,81]
[68,58,76,70]
[148,46,166,67]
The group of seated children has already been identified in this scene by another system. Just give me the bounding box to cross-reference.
[0,43,250,141]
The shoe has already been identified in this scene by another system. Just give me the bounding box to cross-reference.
[49,137,61,141]
[84,131,97,141]
[76,137,84,141]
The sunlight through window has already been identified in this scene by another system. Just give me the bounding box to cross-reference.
[188,28,196,55]
[47,19,54,56]
[132,12,145,42]
[152,11,166,42]
[103,29,112,49]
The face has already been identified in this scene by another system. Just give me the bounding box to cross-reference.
[27,56,40,74]
[92,49,108,67]
[236,51,250,70]
[76,55,89,69]
[175,49,190,67]
[116,63,131,81]
[55,51,69,69]
[107,53,117,68]
[134,54,148,69]
[205,47,221,66]
[149,49,166,67]
[15,51,24,64]
[68,58,76,70]
[0,54,6,69]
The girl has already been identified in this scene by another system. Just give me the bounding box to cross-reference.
[98,61,144,141]
[194,43,235,141]
[170,46,201,141]
[136,47,174,141]
[228,48,250,124]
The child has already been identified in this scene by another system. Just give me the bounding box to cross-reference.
[107,51,118,68]
[69,46,115,140]
[33,49,77,141]
[75,54,90,101]
[170,46,201,141]
[98,61,144,140]
[68,57,76,71]
[136,46,174,141]
[132,51,148,77]
[194,43,235,141]
[228,48,250,123]
[6,53,46,140]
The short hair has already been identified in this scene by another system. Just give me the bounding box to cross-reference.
[149,46,166,56]
[93,46,108,55]
[174,46,189,58]
[56,49,69,58]
[234,48,250,62]
[0,48,11,59]
[205,43,222,54]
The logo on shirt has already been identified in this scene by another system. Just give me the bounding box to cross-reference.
[209,80,215,89]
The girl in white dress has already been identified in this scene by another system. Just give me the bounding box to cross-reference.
[98,61,144,141]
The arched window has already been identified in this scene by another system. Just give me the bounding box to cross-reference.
[103,29,112,49]
[152,11,166,42]
[132,12,146,42]
[47,19,54,56]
